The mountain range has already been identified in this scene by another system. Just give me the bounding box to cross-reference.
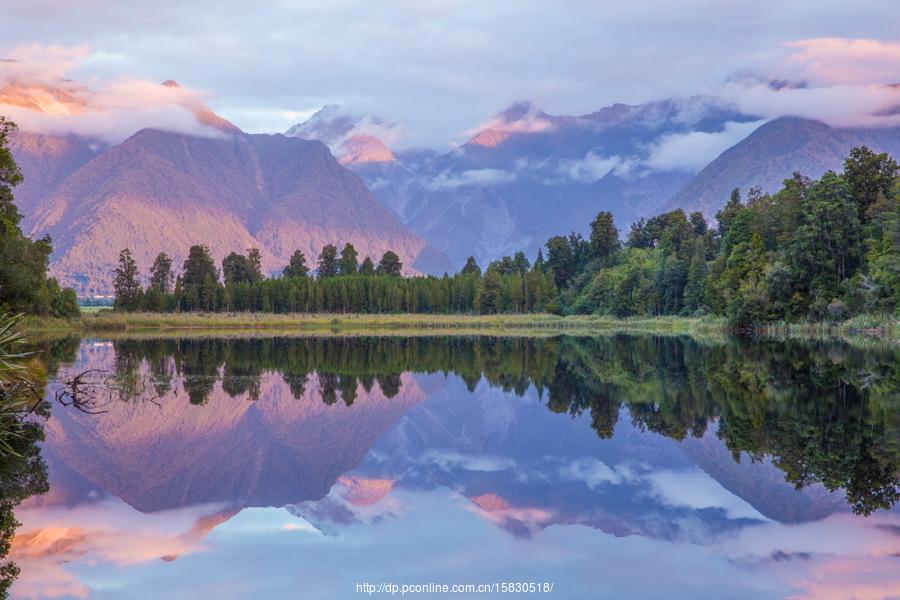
[6,77,900,293]
[5,81,447,295]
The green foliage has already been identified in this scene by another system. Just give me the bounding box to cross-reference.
[223,249,263,285]
[376,251,402,277]
[113,249,142,311]
[338,243,359,276]
[283,250,310,279]
[563,150,900,325]
[317,244,339,278]
[0,313,50,594]
[0,117,78,318]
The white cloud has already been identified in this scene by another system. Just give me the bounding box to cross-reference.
[644,120,765,172]
[645,468,766,521]
[556,151,625,182]
[420,449,516,472]
[422,168,516,191]
[558,457,634,488]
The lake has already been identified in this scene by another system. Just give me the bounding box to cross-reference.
[5,334,900,599]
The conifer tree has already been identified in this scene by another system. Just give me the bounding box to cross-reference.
[113,248,142,311]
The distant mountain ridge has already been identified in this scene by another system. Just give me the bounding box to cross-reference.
[4,81,448,294]
[287,98,761,268]
[667,116,900,216]
[8,76,900,286]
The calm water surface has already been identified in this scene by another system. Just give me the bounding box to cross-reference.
[6,335,900,599]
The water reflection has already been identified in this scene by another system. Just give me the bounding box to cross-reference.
[4,334,900,599]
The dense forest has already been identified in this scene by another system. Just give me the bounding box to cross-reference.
[114,146,899,325]
[554,146,900,324]
[112,243,559,314]
[0,118,77,318]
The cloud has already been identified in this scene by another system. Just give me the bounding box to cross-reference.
[464,101,554,139]
[422,168,516,191]
[715,38,900,129]
[556,151,627,182]
[420,449,516,472]
[644,120,765,171]
[0,44,231,142]
[558,457,634,488]
[645,468,766,520]
[287,105,410,152]
[781,38,900,86]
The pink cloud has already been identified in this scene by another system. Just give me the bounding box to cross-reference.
[0,44,233,142]
[782,38,900,86]
[720,37,900,128]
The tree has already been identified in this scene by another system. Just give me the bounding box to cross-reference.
[476,268,502,313]
[317,245,338,278]
[843,146,898,223]
[716,188,743,237]
[689,212,708,237]
[589,211,620,263]
[338,243,359,275]
[461,256,481,276]
[359,256,375,276]
[0,117,77,317]
[247,248,263,279]
[113,248,142,311]
[788,171,862,315]
[149,253,174,293]
[546,236,575,288]
[376,251,402,276]
[0,118,23,231]
[683,237,707,313]
[182,245,218,310]
[223,251,261,285]
[512,251,530,274]
[283,250,310,278]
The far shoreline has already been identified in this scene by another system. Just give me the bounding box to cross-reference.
[24,311,899,344]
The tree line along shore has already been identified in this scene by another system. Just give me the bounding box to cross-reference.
[106,146,899,331]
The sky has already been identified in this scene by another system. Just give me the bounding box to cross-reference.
[2,0,900,148]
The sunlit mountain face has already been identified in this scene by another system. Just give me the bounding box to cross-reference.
[3,335,898,599]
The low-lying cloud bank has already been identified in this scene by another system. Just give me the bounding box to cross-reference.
[0,44,229,142]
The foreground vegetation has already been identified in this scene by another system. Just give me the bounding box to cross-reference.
[0,118,77,319]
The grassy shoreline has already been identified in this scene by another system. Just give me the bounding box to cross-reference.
[22,310,899,342]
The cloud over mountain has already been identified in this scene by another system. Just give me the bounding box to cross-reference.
[0,44,230,142]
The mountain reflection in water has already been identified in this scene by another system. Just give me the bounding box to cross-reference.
[5,334,900,599]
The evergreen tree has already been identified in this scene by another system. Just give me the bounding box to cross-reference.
[317,245,338,278]
[113,248,142,311]
[182,245,218,310]
[283,250,310,278]
[512,251,530,274]
[149,252,174,293]
[461,256,481,276]
[683,237,707,313]
[247,248,263,280]
[376,251,402,276]
[223,251,261,285]
[534,249,545,271]
[476,268,502,313]
[338,243,359,275]
[546,235,575,288]
[589,211,620,263]
[359,256,375,276]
